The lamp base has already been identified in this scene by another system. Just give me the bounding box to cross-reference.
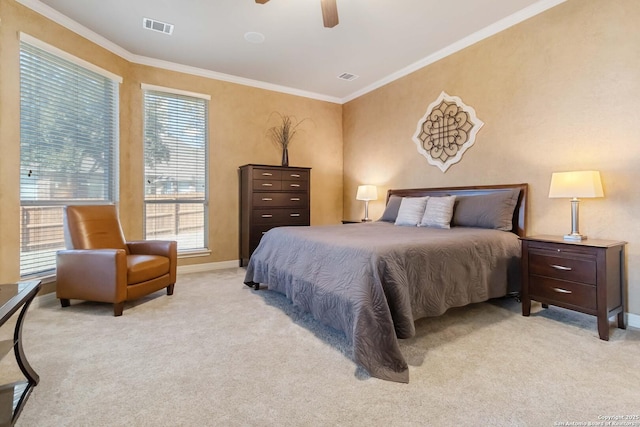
[564,233,587,241]
[361,218,372,222]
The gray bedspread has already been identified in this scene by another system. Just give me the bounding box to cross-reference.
[243,221,521,383]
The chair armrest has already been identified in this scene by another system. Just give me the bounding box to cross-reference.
[56,249,128,303]
[127,240,176,258]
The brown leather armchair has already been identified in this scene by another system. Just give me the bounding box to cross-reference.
[56,205,177,316]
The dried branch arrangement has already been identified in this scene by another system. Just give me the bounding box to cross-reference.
[267,113,306,150]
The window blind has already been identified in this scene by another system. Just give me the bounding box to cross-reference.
[19,41,119,277]
[143,90,208,252]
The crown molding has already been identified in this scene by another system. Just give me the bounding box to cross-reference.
[130,54,342,104]
[17,0,565,106]
[14,0,342,104]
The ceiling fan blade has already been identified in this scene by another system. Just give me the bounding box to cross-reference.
[320,0,339,28]
[255,0,269,4]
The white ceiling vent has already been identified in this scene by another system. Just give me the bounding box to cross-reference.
[337,72,359,81]
[143,18,174,35]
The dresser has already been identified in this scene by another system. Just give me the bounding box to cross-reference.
[520,235,626,340]
[239,164,311,267]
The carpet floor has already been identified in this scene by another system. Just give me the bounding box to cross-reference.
[10,268,640,426]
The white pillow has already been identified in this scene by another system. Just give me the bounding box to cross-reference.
[395,197,429,226]
[420,195,456,229]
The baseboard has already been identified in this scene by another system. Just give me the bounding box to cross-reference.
[35,291,58,308]
[627,312,640,329]
[177,260,239,274]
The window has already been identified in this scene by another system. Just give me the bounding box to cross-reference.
[19,35,121,277]
[142,85,209,253]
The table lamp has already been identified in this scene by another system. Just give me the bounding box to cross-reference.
[548,170,603,241]
[356,185,377,222]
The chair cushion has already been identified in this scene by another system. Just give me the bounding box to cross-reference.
[126,255,170,285]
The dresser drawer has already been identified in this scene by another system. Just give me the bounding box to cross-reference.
[252,209,310,225]
[282,180,307,191]
[528,251,596,285]
[249,225,277,250]
[252,192,308,207]
[253,179,282,191]
[252,168,282,180]
[529,276,596,311]
[282,170,309,181]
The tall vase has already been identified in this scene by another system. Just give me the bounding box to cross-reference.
[281,146,289,167]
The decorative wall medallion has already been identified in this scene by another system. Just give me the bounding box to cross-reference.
[412,91,484,172]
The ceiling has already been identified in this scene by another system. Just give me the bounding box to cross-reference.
[19,0,565,104]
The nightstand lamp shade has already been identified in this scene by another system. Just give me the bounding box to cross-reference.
[548,170,604,241]
[356,185,378,222]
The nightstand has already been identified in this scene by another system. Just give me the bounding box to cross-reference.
[521,235,626,340]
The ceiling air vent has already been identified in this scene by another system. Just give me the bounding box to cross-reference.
[337,72,359,81]
[143,18,174,35]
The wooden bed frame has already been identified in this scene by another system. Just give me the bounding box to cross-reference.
[387,183,528,237]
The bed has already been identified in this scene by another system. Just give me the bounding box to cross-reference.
[244,184,528,383]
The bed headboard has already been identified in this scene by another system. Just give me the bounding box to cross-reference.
[387,183,528,237]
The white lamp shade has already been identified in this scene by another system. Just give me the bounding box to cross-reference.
[548,171,604,198]
[356,185,378,201]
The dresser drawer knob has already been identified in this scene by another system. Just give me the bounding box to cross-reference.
[552,287,573,294]
[550,264,572,271]
[290,174,301,178]
[261,198,273,201]
[290,184,300,188]
[261,183,273,187]
[261,172,273,176]
[290,213,301,217]
[261,214,273,218]
[290,197,300,201]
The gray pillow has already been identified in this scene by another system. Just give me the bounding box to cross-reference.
[378,195,403,222]
[452,189,519,231]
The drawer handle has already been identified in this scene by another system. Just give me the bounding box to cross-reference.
[261,172,273,176]
[261,198,273,201]
[290,197,300,201]
[550,264,572,271]
[261,183,273,187]
[290,213,301,217]
[261,214,273,218]
[290,184,300,188]
[290,174,300,178]
[552,287,573,294]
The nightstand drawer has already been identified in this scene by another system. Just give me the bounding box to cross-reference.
[529,276,597,311]
[528,252,596,285]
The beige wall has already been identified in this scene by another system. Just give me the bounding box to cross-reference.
[343,0,640,315]
[0,0,343,281]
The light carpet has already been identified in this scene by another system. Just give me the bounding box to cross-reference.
[12,268,640,426]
